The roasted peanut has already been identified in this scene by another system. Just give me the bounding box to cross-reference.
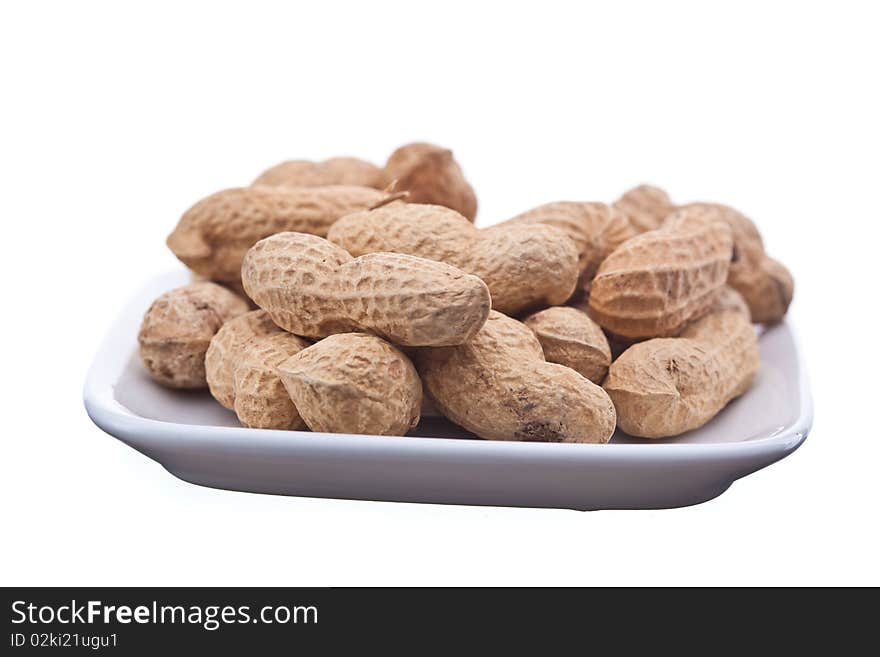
[417,311,616,443]
[589,205,733,340]
[167,185,386,283]
[604,294,759,438]
[252,157,385,189]
[327,203,579,314]
[242,232,491,346]
[232,332,310,430]
[494,201,636,295]
[523,306,612,384]
[138,282,249,388]
[279,333,422,436]
[384,142,477,221]
[678,202,794,323]
[205,310,287,409]
[709,284,751,319]
[613,184,677,233]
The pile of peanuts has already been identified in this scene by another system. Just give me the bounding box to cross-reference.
[138,142,794,441]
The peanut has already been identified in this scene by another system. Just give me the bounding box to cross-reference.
[678,202,794,323]
[603,293,759,438]
[589,205,733,340]
[205,310,286,409]
[232,332,310,430]
[279,333,421,436]
[327,203,579,315]
[384,142,477,221]
[523,306,612,384]
[613,184,677,233]
[494,201,637,295]
[252,157,385,189]
[138,282,249,388]
[709,284,751,319]
[241,232,491,346]
[167,185,386,283]
[417,311,617,443]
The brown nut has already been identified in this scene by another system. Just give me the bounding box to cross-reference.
[252,157,385,189]
[678,202,794,324]
[589,205,733,340]
[138,282,249,388]
[417,311,617,443]
[384,142,477,221]
[603,300,759,438]
[205,310,285,409]
[523,306,612,384]
[167,185,386,283]
[612,184,677,233]
[232,332,310,430]
[708,284,751,319]
[743,257,794,324]
[495,201,637,295]
[328,203,579,315]
[279,333,421,436]
[242,232,491,346]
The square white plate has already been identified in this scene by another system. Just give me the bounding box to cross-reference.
[84,271,812,510]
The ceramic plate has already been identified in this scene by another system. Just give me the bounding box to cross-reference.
[84,271,812,510]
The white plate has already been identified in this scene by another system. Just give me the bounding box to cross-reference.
[84,271,812,510]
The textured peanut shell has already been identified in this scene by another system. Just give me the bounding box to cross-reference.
[279,333,421,436]
[709,285,751,319]
[678,202,793,323]
[231,332,310,430]
[523,306,612,384]
[499,201,636,273]
[252,157,385,189]
[742,257,794,324]
[167,185,386,282]
[138,282,249,388]
[496,201,637,295]
[242,232,491,346]
[384,143,477,221]
[613,184,677,233]
[417,311,616,443]
[327,203,579,315]
[604,308,759,438]
[589,205,733,339]
[205,310,284,409]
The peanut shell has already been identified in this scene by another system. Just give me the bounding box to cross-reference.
[232,332,310,430]
[589,205,733,340]
[495,201,637,295]
[613,184,677,233]
[603,304,759,438]
[242,232,491,346]
[252,157,385,189]
[205,310,284,409]
[678,202,793,323]
[279,333,421,436]
[384,142,477,221]
[138,282,249,388]
[417,311,616,443]
[708,284,751,319]
[327,203,579,315]
[523,306,612,384]
[167,185,386,283]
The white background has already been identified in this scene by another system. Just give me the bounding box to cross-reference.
[1,0,877,586]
